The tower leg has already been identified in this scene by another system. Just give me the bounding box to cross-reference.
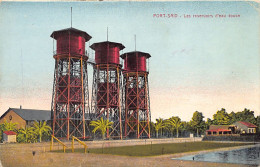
[52,57,89,139]
[92,64,123,139]
[124,72,150,139]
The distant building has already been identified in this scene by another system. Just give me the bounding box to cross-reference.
[206,121,258,136]
[233,121,257,134]
[3,131,17,143]
[0,108,51,129]
[206,125,236,136]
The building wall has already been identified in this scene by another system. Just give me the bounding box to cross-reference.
[7,135,16,142]
[233,122,245,133]
[3,134,16,143]
[233,122,257,134]
[248,128,256,133]
[0,110,26,129]
[3,133,8,142]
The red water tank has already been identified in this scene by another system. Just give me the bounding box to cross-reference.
[121,51,151,72]
[90,41,125,65]
[51,28,92,55]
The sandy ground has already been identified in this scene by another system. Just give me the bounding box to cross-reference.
[0,138,258,167]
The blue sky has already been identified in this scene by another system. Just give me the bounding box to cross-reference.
[0,1,259,121]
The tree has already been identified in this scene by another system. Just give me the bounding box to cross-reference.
[32,121,51,142]
[0,124,3,142]
[18,127,37,143]
[205,118,213,130]
[256,116,260,132]
[152,118,165,138]
[164,120,174,137]
[90,117,113,139]
[213,108,230,125]
[16,128,26,143]
[0,120,17,142]
[190,111,205,137]
[2,120,17,131]
[166,116,182,138]
[150,121,155,137]
[233,108,256,124]
[180,121,191,131]
[180,121,192,137]
[228,111,237,124]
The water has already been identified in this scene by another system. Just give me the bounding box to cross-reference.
[173,145,260,165]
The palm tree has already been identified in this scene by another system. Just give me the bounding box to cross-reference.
[19,127,37,143]
[0,120,17,142]
[166,116,182,138]
[32,121,51,142]
[90,117,113,140]
[152,118,165,138]
[2,120,17,131]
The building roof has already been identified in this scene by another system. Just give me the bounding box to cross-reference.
[3,131,17,135]
[50,27,92,41]
[206,129,231,132]
[207,125,234,131]
[237,121,257,128]
[0,108,51,121]
[120,51,151,59]
[90,41,125,50]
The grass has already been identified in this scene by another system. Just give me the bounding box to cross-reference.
[54,141,253,156]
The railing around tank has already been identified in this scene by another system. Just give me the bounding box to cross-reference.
[53,50,88,56]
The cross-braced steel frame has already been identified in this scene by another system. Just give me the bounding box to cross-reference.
[123,72,150,139]
[51,54,90,140]
[91,64,123,139]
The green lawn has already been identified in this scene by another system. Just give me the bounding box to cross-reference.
[58,141,252,156]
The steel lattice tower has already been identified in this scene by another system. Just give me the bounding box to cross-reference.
[121,51,151,139]
[51,28,92,140]
[90,41,125,139]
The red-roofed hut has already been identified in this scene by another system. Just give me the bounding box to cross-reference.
[3,131,17,143]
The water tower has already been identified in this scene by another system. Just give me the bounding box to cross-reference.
[121,51,151,139]
[90,41,125,139]
[51,27,92,139]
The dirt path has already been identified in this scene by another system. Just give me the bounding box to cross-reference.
[0,139,257,167]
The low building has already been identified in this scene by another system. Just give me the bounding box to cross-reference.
[206,122,258,136]
[3,131,17,143]
[0,108,51,129]
[233,121,257,134]
[206,125,236,136]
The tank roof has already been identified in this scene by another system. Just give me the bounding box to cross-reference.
[120,51,151,59]
[90,41,125,50]
[50,27,92,41]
